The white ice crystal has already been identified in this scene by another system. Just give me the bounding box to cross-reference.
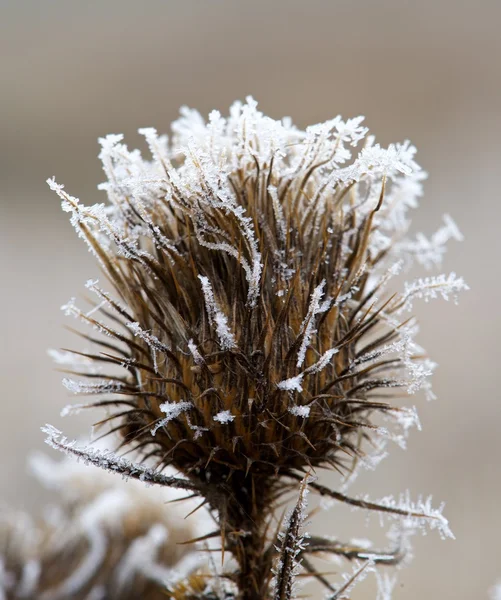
[198,275,237,350]
[213,410,235,424]
[277,375,305,392]
[399,273,469,312]
[278,347,338,393]
[151,401,193,436]
[62,378,123,395]
[375,571,397,600]
[187,338,204,364]
[297,279,327,368]
[288,405,311,418]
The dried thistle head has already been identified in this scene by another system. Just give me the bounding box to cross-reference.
[0,442,213,599]
[45,98,467,598]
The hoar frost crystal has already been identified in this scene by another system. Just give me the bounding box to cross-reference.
[40,97,466,599]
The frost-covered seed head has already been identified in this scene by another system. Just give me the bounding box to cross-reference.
[0,446,212,600]
[46,98,466,599]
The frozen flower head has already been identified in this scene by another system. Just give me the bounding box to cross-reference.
[0,442,212,599]
[45,98,467,598]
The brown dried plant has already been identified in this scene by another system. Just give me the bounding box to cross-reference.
[40,98,467,599]
[0,445,212,599]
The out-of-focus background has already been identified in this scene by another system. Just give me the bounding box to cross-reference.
[1,1,499,597]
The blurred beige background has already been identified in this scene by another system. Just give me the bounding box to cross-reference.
[1,1,500,598]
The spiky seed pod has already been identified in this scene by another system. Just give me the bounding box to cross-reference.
[46,98,467,599]
[0,445,212,599]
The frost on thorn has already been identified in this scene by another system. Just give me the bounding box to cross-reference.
[325,559,376,600]
[213,410,235,424]
[288,405,311,418]
[277,374,304,392]
[198,275,237,350]
[296,279,327,368]
[41,425,199,493]
[272,474,312,600]
[151,401,193,436]
[398,272,469,312]
[62,378,123,395]
[187,338,204,364]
